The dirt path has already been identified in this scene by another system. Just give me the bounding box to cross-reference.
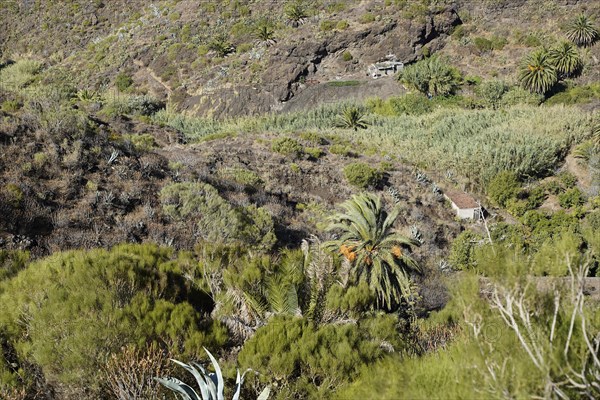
[133,59,173,97]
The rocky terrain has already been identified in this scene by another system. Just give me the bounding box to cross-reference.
[3,1,599,118]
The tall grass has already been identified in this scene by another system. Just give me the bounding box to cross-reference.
[0,60,43,91]
[154,103,592,186]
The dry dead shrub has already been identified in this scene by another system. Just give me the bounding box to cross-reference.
[103,343,172,400]
[0,386,26,400]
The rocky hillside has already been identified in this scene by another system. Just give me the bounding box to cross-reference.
[0,1,453,118]
[2,1,599,118]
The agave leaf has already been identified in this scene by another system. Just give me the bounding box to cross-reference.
[232,368,253,400]
[191,362,216,399]
[204,348,224,400]
[170,359,211,399]
[154,377,198,400]
[171,359,212,400]
[257,386,271,400]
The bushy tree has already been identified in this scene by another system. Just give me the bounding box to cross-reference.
[399,57,462,97]
[325,193,420,309]
[566,14,599,47]
[518,49,557,95]
[547,41,582,78]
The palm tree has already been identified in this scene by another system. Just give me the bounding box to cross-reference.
[547,41,582,78]
[325,193,420,309]
[336,106,369,131]
[518,49,557,95]
[426,57,462,96]
[566,14,599,47]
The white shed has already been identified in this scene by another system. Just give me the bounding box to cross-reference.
[444,189,482,220]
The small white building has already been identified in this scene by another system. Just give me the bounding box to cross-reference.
[444,189,482,220]
[367,54,404,79]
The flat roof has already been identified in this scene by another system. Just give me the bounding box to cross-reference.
[444,188,479,209]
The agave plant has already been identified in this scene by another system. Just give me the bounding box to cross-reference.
[593,122,600,149]
[208,35,235,58]
[325,193,420,309]
[518,49,557,95]
[284,1,308,26]
[336,106,369,131]
[547,41,582,78]
[155,348,270,400]
[255,22,276,46]
[566,14,599,47]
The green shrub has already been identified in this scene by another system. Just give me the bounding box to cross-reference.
[1,100,20,112]
[386,94,433,115]
[448,230,483,270]
[558,187,585,208]
[545,83,600,106]
[360,13,376,24]
[329,144,354,157]
[271,137,304,157]
[238,315,387,398]
[218,167,263,186]
[336,20,349,30]
[540,179,562,195]
[558,171,578,189]
[115,72,133,91]
[342,51,353,61]
[298,131,327,145]
[123,133,156,152]
[343,162,383,189]
[327,80,360,87]
[518,33,542,47]
[0,59,43,91]
[0,250,30,282]
[0,244,227,392]
[486,171,521,207]
[320,20,336,31]
[304,147,324,159]
[3,183,24,208]
[473,37,494,52]
[476,79,507,108]
[160,182,276,250]
[451,25,466,40]
[500,86,544,106]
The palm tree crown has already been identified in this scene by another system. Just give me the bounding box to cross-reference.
[325,193,420,309]
[548,41,582,78]
[336,106,369,131]
[566,14,599,47]
[518,49,557,95]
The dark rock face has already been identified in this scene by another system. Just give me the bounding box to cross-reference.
[186,6,461,119]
